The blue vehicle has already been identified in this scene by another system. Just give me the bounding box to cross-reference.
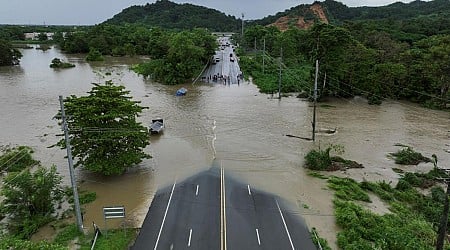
[176,87,187,96]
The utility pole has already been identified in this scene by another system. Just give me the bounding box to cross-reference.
[436,167,450,250]
[254,37,257,51]
[312,60,319,142]
[241,13,244,38]
[59,95,84,233]
[278,47,283,99]
[262,38,266,74]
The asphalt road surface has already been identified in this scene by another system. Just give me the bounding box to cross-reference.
[202,36,242,85]
[132,167,316,250]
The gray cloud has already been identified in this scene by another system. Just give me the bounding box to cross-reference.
[0,0,419,25]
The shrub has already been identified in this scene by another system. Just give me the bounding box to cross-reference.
[305,147,332,170]
[390,147,431,165]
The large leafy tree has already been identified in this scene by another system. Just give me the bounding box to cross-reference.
[0,165,63,239]
[0,39,22,66]
[58,81,150,175]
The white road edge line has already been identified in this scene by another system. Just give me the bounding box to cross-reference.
[220,166,223,250]
[196,184,199,196]
[247,184,251,195]
[256,228,261,245]
[188,228,193,247]
[276,199,295,250]
[223,167,227,250]
[154,181,177,250]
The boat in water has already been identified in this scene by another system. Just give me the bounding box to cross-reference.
[176,87,187,96]
[149,118,164,134]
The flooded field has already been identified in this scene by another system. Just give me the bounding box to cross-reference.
[1,46,449,246]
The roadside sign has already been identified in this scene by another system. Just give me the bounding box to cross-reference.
[103,206,125,236]
[103,206,125,219]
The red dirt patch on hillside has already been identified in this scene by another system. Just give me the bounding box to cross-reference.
[268,3,329,31]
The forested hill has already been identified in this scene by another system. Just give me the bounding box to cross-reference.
[104,0,240,31]
[322,0,450,22]
[254,0,450,33]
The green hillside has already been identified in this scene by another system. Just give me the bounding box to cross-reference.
[104,0,240,31]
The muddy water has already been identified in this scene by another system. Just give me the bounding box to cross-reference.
[1,46,449,246]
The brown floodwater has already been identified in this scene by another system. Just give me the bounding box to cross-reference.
[1,46,449,247]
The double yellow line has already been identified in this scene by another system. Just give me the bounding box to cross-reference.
[220,164,227,250]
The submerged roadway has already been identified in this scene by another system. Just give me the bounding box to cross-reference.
[133,36,316,249]
[132,167,316,250]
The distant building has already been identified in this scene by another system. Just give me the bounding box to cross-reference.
[24,32,62,40]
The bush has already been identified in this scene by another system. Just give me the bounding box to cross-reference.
[305,147,332,170]
[390,147,431,165]
[50,58,75,68]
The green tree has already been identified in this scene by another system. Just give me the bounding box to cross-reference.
[85,48,104,61]
[0,39,22,66]
[57,81,150,175]
[38,32,48,41]
[0,166,63,239]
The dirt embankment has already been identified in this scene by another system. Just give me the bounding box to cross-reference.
[269,3,329,31]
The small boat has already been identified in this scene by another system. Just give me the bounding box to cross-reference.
[149,118,164,134]
[176,87,187,96]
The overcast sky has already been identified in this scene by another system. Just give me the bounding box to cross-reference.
[0,0,421,25]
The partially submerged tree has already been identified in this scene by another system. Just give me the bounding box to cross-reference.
[0,165,63,239]
[57,81,150,175]
[0,39,22,66]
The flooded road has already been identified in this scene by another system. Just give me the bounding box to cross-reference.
[1,46,449,246]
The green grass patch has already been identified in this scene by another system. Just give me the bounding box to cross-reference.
[334,199,436,249]
[307,171,329,179]
[328,177,371,202]
[360,181,395,201]
[389,147,431,165]
[53,223,83,246]
[328,167,450,249]
[79,228,138,250]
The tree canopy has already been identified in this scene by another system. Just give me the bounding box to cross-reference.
[57,81,151,175]
[0,39,22,66]
[133,28,216,84]
[104,0,240,32]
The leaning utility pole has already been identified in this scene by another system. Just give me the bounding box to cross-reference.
[312,60,319,142]
[59,95,84,233]
[278,47,283,99]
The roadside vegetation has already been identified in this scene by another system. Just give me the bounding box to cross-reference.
[304,144,363,171]
[238,22,449,109]
[0,146,136,249]
[132,28,216,84]
[306,146,449,249]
